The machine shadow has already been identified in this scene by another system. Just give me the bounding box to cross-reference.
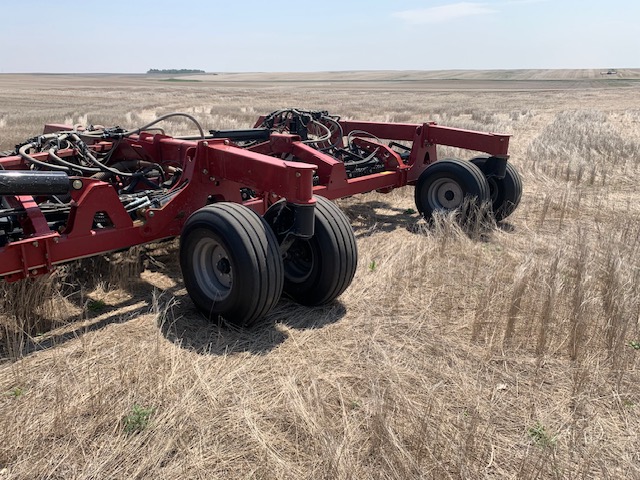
[6,279,185,358]
[339,199,500,241]
[159,309,288,356]
[271,298,347,330]
[158,298,347,356]
[6,274,287,360]
[339,199,421,238]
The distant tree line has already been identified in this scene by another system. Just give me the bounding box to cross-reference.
[147,69,205,74]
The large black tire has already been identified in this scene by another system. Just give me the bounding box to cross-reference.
[179,203,283,327]
[470,156,523,221]
[414,158,490,220]
[266,196,358,306]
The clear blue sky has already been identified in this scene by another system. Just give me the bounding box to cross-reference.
[0,0,637,72]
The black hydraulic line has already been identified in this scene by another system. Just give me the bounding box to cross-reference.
[342,149,380,170]
[48,146,101,174]
[67,134,136,178]
[18,151,67,171]
[80,113,206,140]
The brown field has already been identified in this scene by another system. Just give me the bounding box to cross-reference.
[1,70,640,479]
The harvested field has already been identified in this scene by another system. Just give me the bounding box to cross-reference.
[1,70,639,479]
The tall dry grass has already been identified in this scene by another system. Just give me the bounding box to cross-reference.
[1,73,639,479]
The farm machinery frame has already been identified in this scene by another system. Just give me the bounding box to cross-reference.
[0,109,522,326]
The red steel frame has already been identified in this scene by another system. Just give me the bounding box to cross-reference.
[0,119,510,282]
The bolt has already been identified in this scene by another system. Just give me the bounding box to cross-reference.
[224,140,230,145]
[202,141,208,147]
[202,169,208,175]
[148,210,155,217]
[295,172,301,178]
[30,269,38,275]
[72,179,83,190]
[209,177,215,182]
[53,237,59,243]
[32,241,39,247]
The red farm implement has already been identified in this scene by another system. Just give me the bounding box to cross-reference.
[0,109,522,326]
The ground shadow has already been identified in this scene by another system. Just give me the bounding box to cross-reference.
[272,298,347,330]
[341,199,503,242]
[1,279,186,359]
[158,297,347,356]
[159,303,289,356]
[340,200,419,238]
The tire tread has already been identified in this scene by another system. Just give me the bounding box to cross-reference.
[282,196,358,306]
[180,203,283,326]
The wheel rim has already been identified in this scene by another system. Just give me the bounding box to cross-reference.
[192,236,232,302]
[428,178,464,209]
[284,239,314,283]
[486,177,499,204]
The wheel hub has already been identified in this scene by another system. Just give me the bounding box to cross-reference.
[429,179,463,209]
[216,258,231,275]
[284,240,314,283]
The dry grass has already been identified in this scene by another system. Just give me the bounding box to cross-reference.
[1,72,640,479]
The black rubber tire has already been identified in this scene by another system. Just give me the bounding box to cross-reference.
[268,196,358,306]
[470,156,523,221]
[414,158,490,220]
[179,203,284,327]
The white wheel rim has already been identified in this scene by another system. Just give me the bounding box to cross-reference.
[428,178,464,209]
[192,236,232,301]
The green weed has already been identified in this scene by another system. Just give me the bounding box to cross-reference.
[87,299,107,313]
[123,405,154,434]
[4,387,24,398]
[528,422,557,448]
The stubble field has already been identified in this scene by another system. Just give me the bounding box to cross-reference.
[1,71,640,479]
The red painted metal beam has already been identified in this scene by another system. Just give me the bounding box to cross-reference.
[340,120,510,157]
[424,124,510,157]
[199,140,316,206]
[340,120,420,141]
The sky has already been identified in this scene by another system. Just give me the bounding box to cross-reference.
[0,0,638,73]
